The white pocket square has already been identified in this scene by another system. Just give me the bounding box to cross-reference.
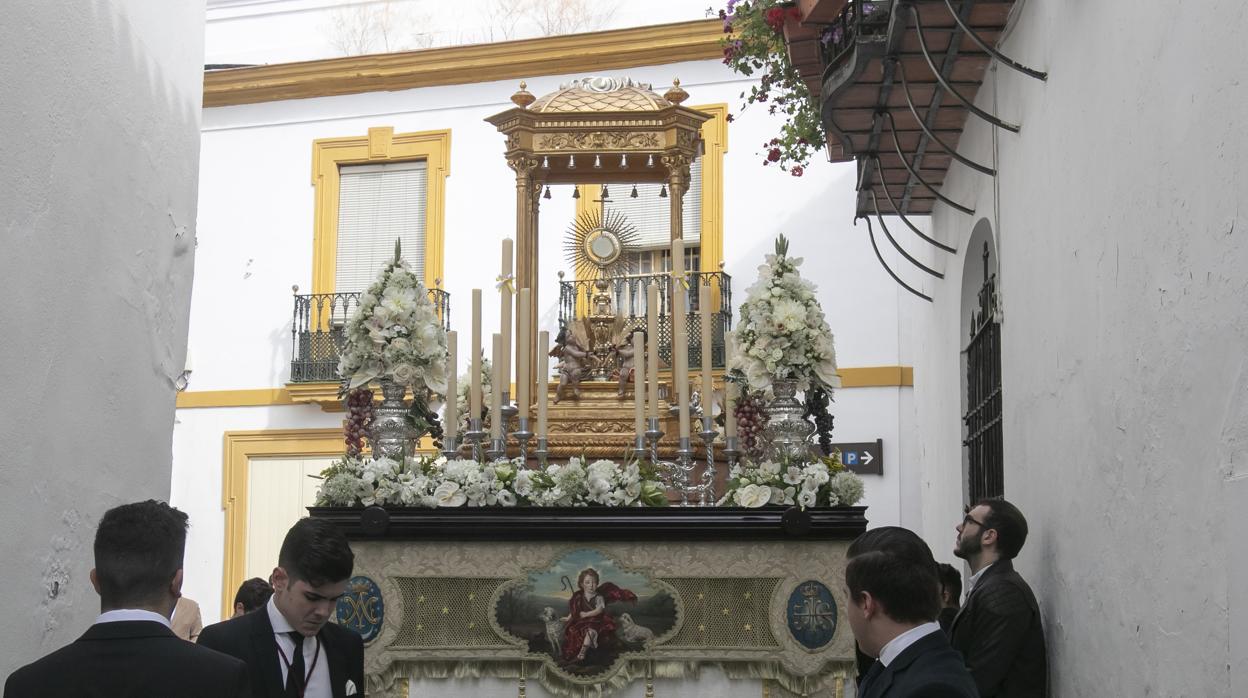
[345,679,358,696]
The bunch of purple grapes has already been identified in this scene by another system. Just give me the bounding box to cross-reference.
[734,390,770,461]
[344,388,374,458]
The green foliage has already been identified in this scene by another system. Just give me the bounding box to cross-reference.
[714,1,826,175]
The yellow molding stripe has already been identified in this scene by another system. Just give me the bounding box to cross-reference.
[176,388,295,408]
[178,367,915,409]
[221,429,344,620]
[204,19,725,108]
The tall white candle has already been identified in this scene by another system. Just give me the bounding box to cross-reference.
[700,283,713,425]
[491,333,503,439]
[500,238,513,401]
[537,330,550,439]
[646,282,660,421]
[633,331,645,437]
[445,331,458,441]
[470,290,482,424]
[516,288,530,421]
[671,239,690,439]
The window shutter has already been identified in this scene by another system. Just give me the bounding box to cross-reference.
[604,158,702,250]
[334,160,428,293]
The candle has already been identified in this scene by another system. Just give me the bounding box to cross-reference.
[500,238,513,401]
[724,338,737,439]
[491,333,503,439]
[538,330,550,439]
[671,239,690,439]
[646,282,659,420]
[445,331,458,441]
[470,290,482,424]
[633,331,645,437]
[516,288,530,421]
[700,283,713,426]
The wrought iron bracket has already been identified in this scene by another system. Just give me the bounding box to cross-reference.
[893,59,997,177]
[908,4,1021,133]
[869,189,944,279]
[880,113,976,215]
[874,154,958,254]
[941,0,1048,81]
[856,215,933,302]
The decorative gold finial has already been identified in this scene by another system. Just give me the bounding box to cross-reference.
[664,78,688,105]
[511,81,536,108]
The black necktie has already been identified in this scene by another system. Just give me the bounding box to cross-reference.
[285,631,306,697]
[858,659,885,698]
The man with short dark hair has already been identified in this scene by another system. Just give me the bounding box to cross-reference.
[846,526,977,698]
[936,563,962,634]
[199,518,364,698]
[951,498,1047,697]
[233,577,276,618]
[4,500,250,697]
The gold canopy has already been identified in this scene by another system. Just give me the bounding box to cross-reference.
[485,76,712,405]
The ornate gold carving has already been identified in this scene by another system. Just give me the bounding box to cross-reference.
[537,132,661,151]
[506,154,541,175]
[548,420,634,434]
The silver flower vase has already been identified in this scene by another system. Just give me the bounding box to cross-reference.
[762,379,815,463]
[368,378,417,461]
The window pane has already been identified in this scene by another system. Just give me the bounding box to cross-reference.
[335,161,428,293]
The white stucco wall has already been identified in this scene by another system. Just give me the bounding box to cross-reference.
[0,0,203,675]
[913,0,1248,694]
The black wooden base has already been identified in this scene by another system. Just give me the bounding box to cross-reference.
[307,505,868,541]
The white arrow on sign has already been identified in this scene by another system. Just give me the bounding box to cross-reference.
[860,451,874,466]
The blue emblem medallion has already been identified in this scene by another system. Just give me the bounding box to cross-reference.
[336,575,384,643]
[786,580,837,650]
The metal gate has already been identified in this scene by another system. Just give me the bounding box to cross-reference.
[963,243,1003,502]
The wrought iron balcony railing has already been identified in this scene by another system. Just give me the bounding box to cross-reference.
[821,0,894,67]
[557,271,733,371]
[290,289,451,383]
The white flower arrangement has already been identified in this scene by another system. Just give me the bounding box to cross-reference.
[314,455,668,508]
[337,241,448,394]
[728,234,840,395]
[720,453,865,509]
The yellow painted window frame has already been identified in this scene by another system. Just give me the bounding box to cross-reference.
[220,428,344,619]
[311,126,451,294]
[574,103,729,314]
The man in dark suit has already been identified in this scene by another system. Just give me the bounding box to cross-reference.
[846,526,978,698]
[4,500,250,697]
[937,563,963,635]
[951,498,1047,697]
[199,518,364,698]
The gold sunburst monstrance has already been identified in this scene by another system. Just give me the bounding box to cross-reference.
[486,76,712,402]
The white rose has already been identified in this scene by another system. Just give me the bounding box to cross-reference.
[497,490,517,507]
[434,481,467,507]
[797,489,817,508]
[391,363,417,384]
[734,483,770,508]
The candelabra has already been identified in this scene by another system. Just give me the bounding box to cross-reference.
[644,417,664,465]
[673,437,696,507]
[722,435,741,471]
[512,417,534,465]
[532,436,549,468]
[485,433,507,462]
[465,418,486,463]
[698,415,718,506]
[441,434,461,461]
[501,390,518,424]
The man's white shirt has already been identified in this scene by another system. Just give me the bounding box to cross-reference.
[878,621,943,667]
[94,609,172,628]
[267,597,332,698]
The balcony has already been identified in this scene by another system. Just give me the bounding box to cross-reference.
[287,289,451,406]
[558,271,733,371]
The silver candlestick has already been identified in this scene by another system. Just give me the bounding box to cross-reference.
[465,418,486,463]
[500,390,518,426]
[722,435,741,471]
[644,417,664,465]
[441,434,461,461]
[533,436,549,467]
[674,437,696,507]
[512,418,534,466]
[485,434,507,462]
[631,434,647,463]
[698,415,718,506]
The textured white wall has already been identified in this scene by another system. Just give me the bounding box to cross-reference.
[914,0,1248,694]
[0,0,203,676]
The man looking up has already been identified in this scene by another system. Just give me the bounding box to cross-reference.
[951,498,1047,697]
[4,500,249,697]
[845,526,977,698]
[199,518,364,698]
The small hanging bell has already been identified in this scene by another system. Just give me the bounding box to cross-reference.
[541,156,549,169]
[543,186,551,199]
[646,154,655,168]
[593,154,602,169]
[601,185,610,199]
[572,188,580,199]
[568,155,575,169]
[630,185,639,198]
[620,154,628,169]
[659,184,668,198]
